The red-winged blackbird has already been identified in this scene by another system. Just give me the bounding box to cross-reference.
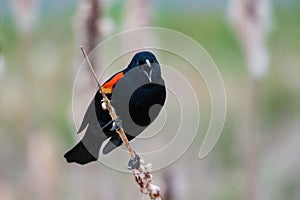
[64,51,166,165]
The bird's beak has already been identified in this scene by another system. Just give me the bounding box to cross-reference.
[145,59,151,68]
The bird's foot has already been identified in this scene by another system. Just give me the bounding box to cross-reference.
[127,151,141,170]
[110,117,122,131]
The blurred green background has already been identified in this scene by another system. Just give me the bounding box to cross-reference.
[0,0,300,200]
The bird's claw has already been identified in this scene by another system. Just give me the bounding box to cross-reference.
[127,152,140,170]
[110,117,122,131]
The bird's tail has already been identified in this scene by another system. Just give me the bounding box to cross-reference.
[64,141,98,165]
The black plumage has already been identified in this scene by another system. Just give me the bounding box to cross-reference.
[64,51,166,165]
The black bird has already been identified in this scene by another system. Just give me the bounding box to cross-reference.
[64,51,166,165]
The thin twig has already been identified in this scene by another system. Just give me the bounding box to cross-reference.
[80,47,137,161]
[80,46,162,199]
[80,46,101,89]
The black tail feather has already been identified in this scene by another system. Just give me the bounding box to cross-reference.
[64,141,98,165]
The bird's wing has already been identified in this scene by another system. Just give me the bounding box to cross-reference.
[77,71,124,134]
[101,71,124,94]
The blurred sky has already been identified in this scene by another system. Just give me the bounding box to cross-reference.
[1,0,300,16]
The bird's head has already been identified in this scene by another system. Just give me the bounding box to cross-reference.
[125,51,161,82]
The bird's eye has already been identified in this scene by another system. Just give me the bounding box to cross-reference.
[150,59,154,63]
[138,60,144,65]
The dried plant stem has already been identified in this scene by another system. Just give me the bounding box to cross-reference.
[78,0,101,54]
[229,0,271,199]
[80,46,162,199]
[81,46,135,159]
[101,93,136,160]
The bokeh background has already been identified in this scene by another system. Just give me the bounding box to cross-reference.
[0,0,300,199]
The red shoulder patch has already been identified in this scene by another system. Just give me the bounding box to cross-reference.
[101,72,124,94]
